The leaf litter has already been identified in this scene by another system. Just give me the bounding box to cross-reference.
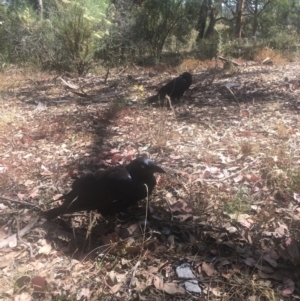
[0,61,300,300]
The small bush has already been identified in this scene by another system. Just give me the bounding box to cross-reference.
[1,4,39,63]
[195,39,220,60]
[1,0,110,74]
[51,1,103,74]
[225,186,252,215]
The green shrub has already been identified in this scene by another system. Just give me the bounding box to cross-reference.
[51,0,109,74]
[0,4,39,63]
[1,0,110,74]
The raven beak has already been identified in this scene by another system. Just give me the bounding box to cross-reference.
[149,161,165,173]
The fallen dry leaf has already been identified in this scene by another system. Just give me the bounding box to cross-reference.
[153,275,164,290]
[154,245,168,254]
[202,262,215,277]
[111,153,122,164]
[29,188,39,199]
[275,223,288,237]
[258,271,283,281]
[244,258,256,266]
[31,276,47,292]
[263,254,277,267]
[293,193,300,202]
[285,237,299,260]
[282,279,295,295]
[222,272,232,280]
[163,283,185,295]
[210,287,223,297]
[14,293,32,301]
[17,193,25,200]
[110,283,122,294]
[8,235,18,248]
[148,261,168,274]
[38,243,52,255]
[76,287,90,300]
[15,276,31,288]
[106,271,117,286]
[174,214,193,222]
[0,252,18,267]
[0,229,7,240]
[255,264,274,274]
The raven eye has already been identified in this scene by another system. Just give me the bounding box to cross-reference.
[141,164,145,168]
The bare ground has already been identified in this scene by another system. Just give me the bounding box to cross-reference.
[0,59,300,300]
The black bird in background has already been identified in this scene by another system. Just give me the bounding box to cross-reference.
[43,157,165,220]
[147,72,192,105]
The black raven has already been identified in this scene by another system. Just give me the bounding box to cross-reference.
[148,72,192,106]
[43,157,165,220]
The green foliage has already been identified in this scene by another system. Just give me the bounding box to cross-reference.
[195,28,225,60]
[0,3,40,63]
[0,4,8,60]
[93,4,127,67]
[214,28,300,60]
[131,0,198,61]
[221,38,261,60]
[1,0,300,70]
[0,0,110,73]
[51,0,109,74]
[258,0,291,34]
[265,28,300,51]
[225,186,251,216]
[195,39,219,59]
[288,168,300,194]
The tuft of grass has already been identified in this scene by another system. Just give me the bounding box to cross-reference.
[240,141,253,155]
[148,108,176,152]
[287,168,300,194]
[103,98,127,121]
[0,100,18,129]
[224,186,252,215]
[0,111,15,129]
[276,121,289,139]
[224,272,283,301]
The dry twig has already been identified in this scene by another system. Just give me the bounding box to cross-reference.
[0,217,38,249]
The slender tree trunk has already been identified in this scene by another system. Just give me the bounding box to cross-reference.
[235,0,244,38]
[38,0,43,20]
[205,7,215,38]
[196,0,209,40]
[252,0,258,36]
[204,0,224,39]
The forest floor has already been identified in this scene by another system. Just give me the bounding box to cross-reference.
[0,56,300,301]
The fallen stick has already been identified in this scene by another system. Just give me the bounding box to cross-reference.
[0,217,39,249]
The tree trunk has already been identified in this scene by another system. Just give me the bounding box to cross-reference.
[205,8,215,38]
[196,0,210,40]
[252,0,258,36]
[235,0,244,38]
[204,0,224,39]
[38,0,43,20]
